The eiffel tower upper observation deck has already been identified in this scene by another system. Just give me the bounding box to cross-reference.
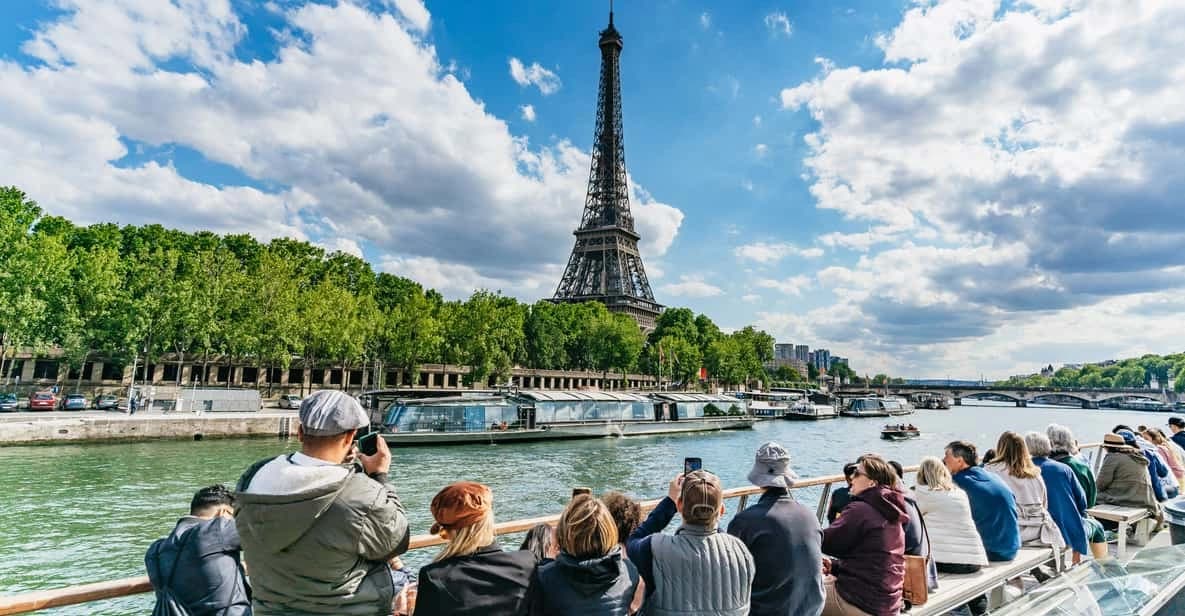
[551,8,663,331]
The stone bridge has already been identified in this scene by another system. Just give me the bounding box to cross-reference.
[834,384,1177,408]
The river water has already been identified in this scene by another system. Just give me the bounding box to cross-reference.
[0,401,1174,615]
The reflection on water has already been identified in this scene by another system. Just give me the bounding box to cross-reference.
[0,401,1172,615]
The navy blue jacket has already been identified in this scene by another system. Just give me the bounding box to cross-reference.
[727,488,825,616]
[1172,431,1185,452]
[953,467,1021,561]
[625,497,678,597]
[145,516,251,616]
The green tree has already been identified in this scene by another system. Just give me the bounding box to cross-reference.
[706,337,745,387]
[524,301,569,369]
[871,373,889,386]
[807,363,819,381]
[379,284,442,386]
[589,312,644,379]
[652,335,701,387]
[1113,364,1146,389]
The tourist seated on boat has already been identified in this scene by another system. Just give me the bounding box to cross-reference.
[822,454,907,616]
[520,522,558,564]
[1142,428,1185,493]
[1114,427,1174,501]
[826,463,859,524]
[728,442,825,616]
[1046,424,1097,507]
[235,390,410,616]
[912,456,989,574]
[1024,431,1097,562]
[943,440,1021,562]
[145,484,252,616]
[984,431,1065,553]
[528,494,641,615]
[416,481,537,615]
[626,470,755,615]
[602,490,645,614]
[887,459,937,593]
[980,449,997,466]
[1096,433,1164,529]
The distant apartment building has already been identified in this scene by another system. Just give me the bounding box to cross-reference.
[832,356,848,367]
[774,343,795,361]
[813,349,831,370]
[795,345,809,362]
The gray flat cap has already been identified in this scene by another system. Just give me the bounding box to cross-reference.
[299,390,369,436]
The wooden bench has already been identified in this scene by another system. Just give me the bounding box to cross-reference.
[911,547,1057,616]
[1087,504,1152,560]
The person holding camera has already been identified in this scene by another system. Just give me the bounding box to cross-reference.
[234,390,410,616]
[626,468,755,615]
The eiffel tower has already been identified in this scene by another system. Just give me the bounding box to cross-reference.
[552,7,663,330]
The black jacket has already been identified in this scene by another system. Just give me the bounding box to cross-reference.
[415,544,538,616]
[145,516,251,616]
[727,488,825,616]
[528,548,638,615]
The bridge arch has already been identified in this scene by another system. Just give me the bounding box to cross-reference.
[960,391,1025,403]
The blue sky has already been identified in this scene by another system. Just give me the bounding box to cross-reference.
[1,0,1183,378]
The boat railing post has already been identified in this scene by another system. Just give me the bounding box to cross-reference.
[815,481,833,524]
[737,494,749,511]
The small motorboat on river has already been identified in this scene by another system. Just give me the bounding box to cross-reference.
[881,423,920,441]
[366,390,755,446]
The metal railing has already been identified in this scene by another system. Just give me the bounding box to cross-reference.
[0,443,1105,615]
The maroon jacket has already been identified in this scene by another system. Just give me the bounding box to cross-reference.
[823,484,907,616]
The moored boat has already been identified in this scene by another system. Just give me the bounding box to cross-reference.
[744,391,801,419]
[911,392,952,410]
[371,390,755,446]
[783,399,838,420]
[841,396,890,417]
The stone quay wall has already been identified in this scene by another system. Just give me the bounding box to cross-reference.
[0,412,298,446]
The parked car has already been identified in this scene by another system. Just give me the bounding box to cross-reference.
[28,391,57,410]
[0,393,17,412]
[92,394,120,410]
[60,393,88,411]
[277,394,303,409]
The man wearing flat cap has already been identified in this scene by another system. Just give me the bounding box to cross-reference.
[234,390,410,616]
[727,442,825,616]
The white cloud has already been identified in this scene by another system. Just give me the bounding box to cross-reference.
[741,179,754,192]
[741,294,761,303]
[508,57,561,95]
[700,12,711,30]
[753,143,768,157]
[0,1,682,303]
[753,114,762,127]
[660,275,724,298]
[756,275,813,296]
[776,0,1185,374]
[734,242,823,263]
[764,12,793,37]
[519,104,536,122]
[390,0,430,33]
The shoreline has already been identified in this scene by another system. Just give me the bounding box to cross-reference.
[0,411,299,446]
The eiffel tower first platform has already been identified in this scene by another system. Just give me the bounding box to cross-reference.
[551,9,663,331]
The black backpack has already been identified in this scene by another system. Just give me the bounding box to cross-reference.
[147,530,196,616]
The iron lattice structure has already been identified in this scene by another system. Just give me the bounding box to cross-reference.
[552,11,663,330]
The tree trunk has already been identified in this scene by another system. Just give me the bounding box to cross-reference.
[75,351,89,393]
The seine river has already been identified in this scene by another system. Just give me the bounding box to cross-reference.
[0,401,1175,615]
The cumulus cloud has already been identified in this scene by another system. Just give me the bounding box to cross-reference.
[509,57,561,95]
[700,12,711,30]
[753,143,768,157]
[390,0,430,32]
[519,104,536,122]
[660,275,724,298]
[734,242,823,263]
[756,275,813,297]
[773,0,1185,374]
[764,12,793,37]
[0,0,682,301]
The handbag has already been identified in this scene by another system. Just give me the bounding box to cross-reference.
[903,503,935,607]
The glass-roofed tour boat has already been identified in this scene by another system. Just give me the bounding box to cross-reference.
[363,390,755,446]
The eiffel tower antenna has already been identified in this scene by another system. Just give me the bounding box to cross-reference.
[551,7,663,330]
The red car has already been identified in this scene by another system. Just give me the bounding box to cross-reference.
[28,391,57,410]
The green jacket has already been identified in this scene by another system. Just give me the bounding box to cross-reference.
[1053,452,1097,508]
[235,455,410,616]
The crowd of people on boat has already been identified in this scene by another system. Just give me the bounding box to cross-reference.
[142,389,1185,616]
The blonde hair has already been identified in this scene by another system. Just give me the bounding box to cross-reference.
[557,494,618,560]
[994,431,1040,479]
[916,456,955,491]
[434,509,496,562]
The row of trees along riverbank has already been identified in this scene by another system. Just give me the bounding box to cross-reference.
[0,186,806,391]
[997,355,1185,393]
